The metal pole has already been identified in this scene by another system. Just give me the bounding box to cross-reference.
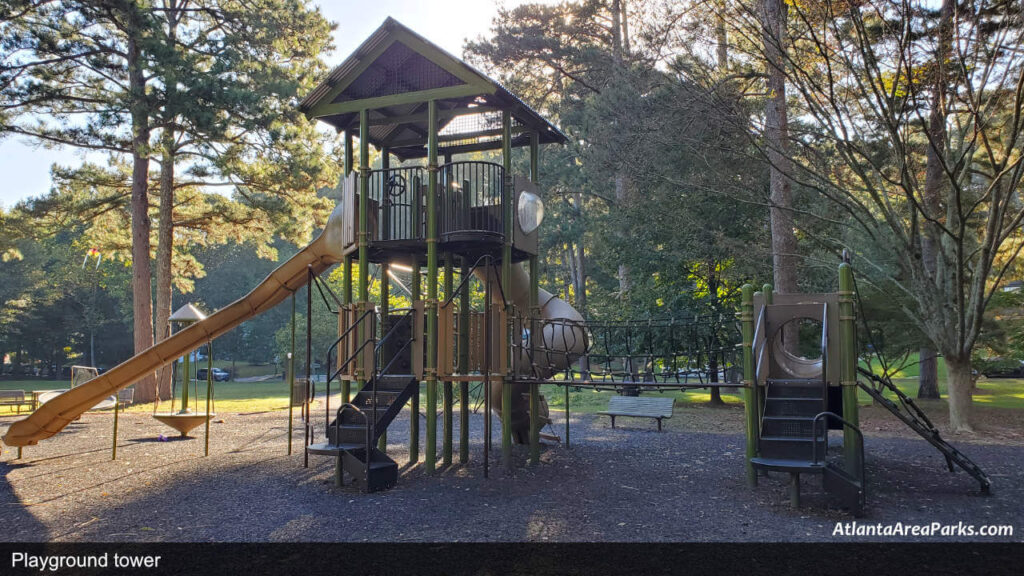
[459,256,470,464]
[426,99,439,474]
[839,263,860,471]
[112,395,119,460]
[204,341,212,457]
[501,109,513,470]
[564,382,570,449]
[529,256,540,465]
[484,259,492,479]
[181,323,191,415]
[358,109,370,393]
[379,261,390,454]
[741,284,757,487]
[529,130,541,466]
[443,254,453,466]
[410,261,421,463]
[288,292,295,455]
[304,268,312,468]
[342,256,352,404]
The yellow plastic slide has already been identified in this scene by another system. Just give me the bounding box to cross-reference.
[2,206,348,447]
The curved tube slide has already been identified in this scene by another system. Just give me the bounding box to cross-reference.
[477,265,586,442]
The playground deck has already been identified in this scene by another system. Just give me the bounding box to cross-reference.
[1,407,1021,542]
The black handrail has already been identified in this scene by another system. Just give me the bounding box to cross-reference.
[811,411,865,482]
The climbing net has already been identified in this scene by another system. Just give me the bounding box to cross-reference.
[515,315,741,391]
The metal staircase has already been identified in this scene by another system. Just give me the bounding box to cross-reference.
[308,310,419,492]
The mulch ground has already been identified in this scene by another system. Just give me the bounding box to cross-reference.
[1,401,1021,542]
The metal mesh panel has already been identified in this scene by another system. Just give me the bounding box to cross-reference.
[336,42,463,102]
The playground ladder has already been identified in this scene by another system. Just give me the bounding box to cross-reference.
[856,368,991,494]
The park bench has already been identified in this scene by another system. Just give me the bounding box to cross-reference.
[0,390,30,414]
[598,395,674,431]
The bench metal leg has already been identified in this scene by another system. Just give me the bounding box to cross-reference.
[610,415,615,428]
[790,473,801,508]
[657,418,662,432]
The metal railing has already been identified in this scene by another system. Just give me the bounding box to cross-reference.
[368,166,426,242]
[365,161,508,246]
[440,161,506,242]
[812,411,865,486]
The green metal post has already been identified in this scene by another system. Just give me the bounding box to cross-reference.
[528,131,540,465]
[501,109,513,470]
[741,284,757,487]
[379,260,390,454]
[458,257,470,464]
[426,99,439,473]
[564,383,570,449]
[205,342,212,457]
[443,254,454,466]
[342,256,352,404]
[181,338,191,414]
[288,292,295,455]
[529,256,540,465]
[358,110,370,389]
[410,262,421,463]
[838,263,860,470]
[111,396,119,460]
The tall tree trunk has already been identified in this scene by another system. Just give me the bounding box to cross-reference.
[918,347,939,399]
[611,0,631,300]
[127,12,155,403]
[154,2,179,403]
[945,354,974,433]
[716,1,728,70]
[707,263,724,405]
[155,130,175,402]
[918,0,952,401]
[761,0,798,351]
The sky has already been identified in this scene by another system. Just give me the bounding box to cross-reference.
[0,0,550,209]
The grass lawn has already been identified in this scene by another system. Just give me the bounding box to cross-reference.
[3,361,1023,415]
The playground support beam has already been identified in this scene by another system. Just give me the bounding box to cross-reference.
[204,342,213,457]
[501,109,513,470]
[741,284,757,487]
[288,292,295,455]
[342,256,352,404]
[379,262,389,454]
[426,99,439,474]
[342,128,354,406]
[838,263,860,471]
[358,110,370,391]
[458,257,470,464]
[378,149,391,454]
[528,131,540,466]
[410,262,421,463]
[443,254,454,466]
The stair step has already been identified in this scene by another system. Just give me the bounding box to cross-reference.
[762,416,821,438]
[767,378,824,385]
[760,435,826,459]
[307,442,363,456]
[750,457,826,473]
[763,396,825,417]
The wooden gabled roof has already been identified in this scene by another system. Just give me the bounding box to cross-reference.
[299,17,567,160]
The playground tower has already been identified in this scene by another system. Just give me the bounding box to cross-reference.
[297,17,581,491]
